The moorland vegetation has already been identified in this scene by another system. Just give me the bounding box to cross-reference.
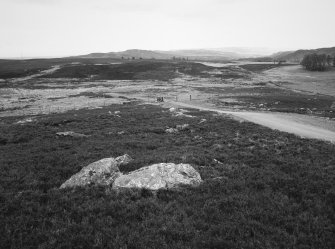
[1,104,334,248]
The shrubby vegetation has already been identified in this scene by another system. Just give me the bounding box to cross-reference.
[1,104,335,248]
[301,53,334,71]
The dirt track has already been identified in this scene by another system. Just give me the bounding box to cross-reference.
[167,101,335,143]
[11,65,61,83]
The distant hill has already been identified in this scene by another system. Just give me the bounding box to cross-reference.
[73,47,335,62]
[273,47,335,62]
[77,49,171,60]
[159,49,240,60]
[211,47,277,57]
[76,48,252,61]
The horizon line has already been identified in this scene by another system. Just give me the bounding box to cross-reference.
[1,45,333,60]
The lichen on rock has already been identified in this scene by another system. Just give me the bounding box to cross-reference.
[60,154,133,189]
[113,163,202,190]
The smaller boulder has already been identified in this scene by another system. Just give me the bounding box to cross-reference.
[16,118,34,124]
[56,131,89,138]
[174,112,195,118]
[60,154,132,189]
[176,124,189,131]
[165,128,179,134]
[213,158,224,165]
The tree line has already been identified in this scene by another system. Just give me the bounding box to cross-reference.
[301,53,335,71]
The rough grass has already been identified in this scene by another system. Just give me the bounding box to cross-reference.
[0,103,335,248]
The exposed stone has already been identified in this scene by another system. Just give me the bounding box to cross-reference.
[176,124,189,131]
[113,163,202,190]
[199,119,207,124]
[115,154,133,165]
[56,131,89,138]
[60,154,133,189]
[108,111,121,117]
[16,118,34,124]
[165,128,179,134]
[174,112,195,118]
[169,107,195,118]
[213,158,224,165]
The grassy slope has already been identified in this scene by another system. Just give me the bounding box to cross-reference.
[0,58,123,79]
[0,59,212,81]
[239,64,294,73]
[43,61,212,81]
[0,103,334,248]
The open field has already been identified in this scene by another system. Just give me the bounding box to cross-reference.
[263,65,335,96]
[1,59,335,248]
[1,104,335,248]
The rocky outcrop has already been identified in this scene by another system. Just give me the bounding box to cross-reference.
[60,156,202,191]
[113,163,202,190]
[60,154,133,189]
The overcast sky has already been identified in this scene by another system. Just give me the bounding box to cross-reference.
[1,0,334,57]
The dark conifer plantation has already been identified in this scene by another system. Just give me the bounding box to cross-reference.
[301,53,332,71]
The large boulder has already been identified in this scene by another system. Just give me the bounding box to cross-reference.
[113,163,202,190]
[60,154,132,189]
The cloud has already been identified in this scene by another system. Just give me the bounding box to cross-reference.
[5,0,60,4]
[3,0,250,13]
